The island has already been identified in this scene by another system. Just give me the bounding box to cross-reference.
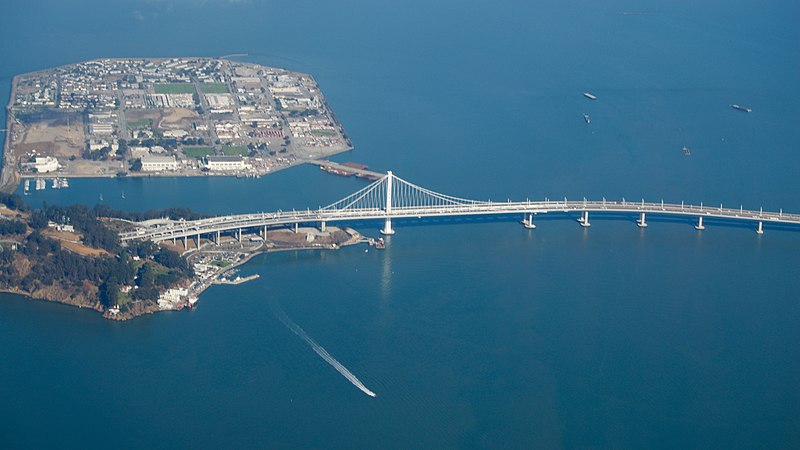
[0,192,378,320]
[1,57,353,193]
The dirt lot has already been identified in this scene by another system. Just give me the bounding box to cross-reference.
[0,205,27,219]
[15,113,85,160]
[158,108,200,130]
[41,229,112,257]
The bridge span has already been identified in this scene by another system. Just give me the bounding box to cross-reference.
[120,171,800,244]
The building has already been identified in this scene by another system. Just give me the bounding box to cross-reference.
[140,155,179,172]
[89,123,114,135]
[30,156,60,173]
[204,155,249,171]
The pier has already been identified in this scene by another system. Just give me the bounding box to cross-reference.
[121,171,800,244]
[305,159,384,180]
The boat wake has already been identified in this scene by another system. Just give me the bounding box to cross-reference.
[272,304,377,398]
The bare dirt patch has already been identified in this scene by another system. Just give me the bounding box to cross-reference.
[159,108,199,130]
[0,205,27,219]
[125,109,160,122]
[17,121,85,160]
[41,229,112,257]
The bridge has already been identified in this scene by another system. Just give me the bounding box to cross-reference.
[120,171,800,245]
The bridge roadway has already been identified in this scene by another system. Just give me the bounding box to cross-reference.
[120,200,800,243]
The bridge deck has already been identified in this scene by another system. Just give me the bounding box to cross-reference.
[120,200,800,242]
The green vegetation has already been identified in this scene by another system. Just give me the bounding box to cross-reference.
[0,198,196,313]
[127,118,151,129]
[154,83,196,94]
[183,146,214,158]
[222,145,248,156]
[210,259,233,268]
[199,83,229,94]
[94,204,210,222]
[311,130,337,137]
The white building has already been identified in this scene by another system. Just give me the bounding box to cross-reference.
[140,155,179,172]
[163,129,188,138]
[33,156,60,173]
[204,155,249,171]
[89,123,114,135]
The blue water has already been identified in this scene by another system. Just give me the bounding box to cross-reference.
[2,0,800,447]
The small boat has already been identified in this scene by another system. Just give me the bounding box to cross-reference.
[122,192,126,199]
[583,92,597,100]
[24,179,30,195]
[731,104,752,113]
[99,194,104,201]
[682,146,691,156]
[583,114,591,124]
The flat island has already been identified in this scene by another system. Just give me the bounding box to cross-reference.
[1,57,353,193]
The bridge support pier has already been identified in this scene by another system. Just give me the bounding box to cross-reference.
[237,228,242,242]
[294,223,299,233]
[262,225,267,239]
[216,230,220,245]
[637,212,648,228]
[756,221,764,235]
[183,236,188,249]
[381,217,395,235]
[196,233,200,248]
[695,216,705,231]
[523,213,536,229]
[580,211,591,227]
[320,221,326,232]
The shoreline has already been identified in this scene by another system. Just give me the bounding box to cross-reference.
[0,228,372,321]
[1,56,355,194]
[0,286,104,313]
[1,75,19,193]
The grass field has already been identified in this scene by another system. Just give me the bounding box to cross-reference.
[154,83,197,94]
[127,118,151,129]
[199,83,230,94]
[311,130,337,137]
[183,146,214,158]
[222,145,248,156]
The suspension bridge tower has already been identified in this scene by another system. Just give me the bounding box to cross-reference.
[381,171,396,235]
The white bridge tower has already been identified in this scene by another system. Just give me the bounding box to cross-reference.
[381,171,396,235]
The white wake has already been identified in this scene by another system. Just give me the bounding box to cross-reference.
[273,305,377,398]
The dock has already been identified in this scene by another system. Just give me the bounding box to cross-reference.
[215,273,260,285]
[305,159,384,181]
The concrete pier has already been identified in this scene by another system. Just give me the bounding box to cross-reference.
[523,213,536,229]
[580,211,591,227]
[695,216,705,231]
[637,212,648,228]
